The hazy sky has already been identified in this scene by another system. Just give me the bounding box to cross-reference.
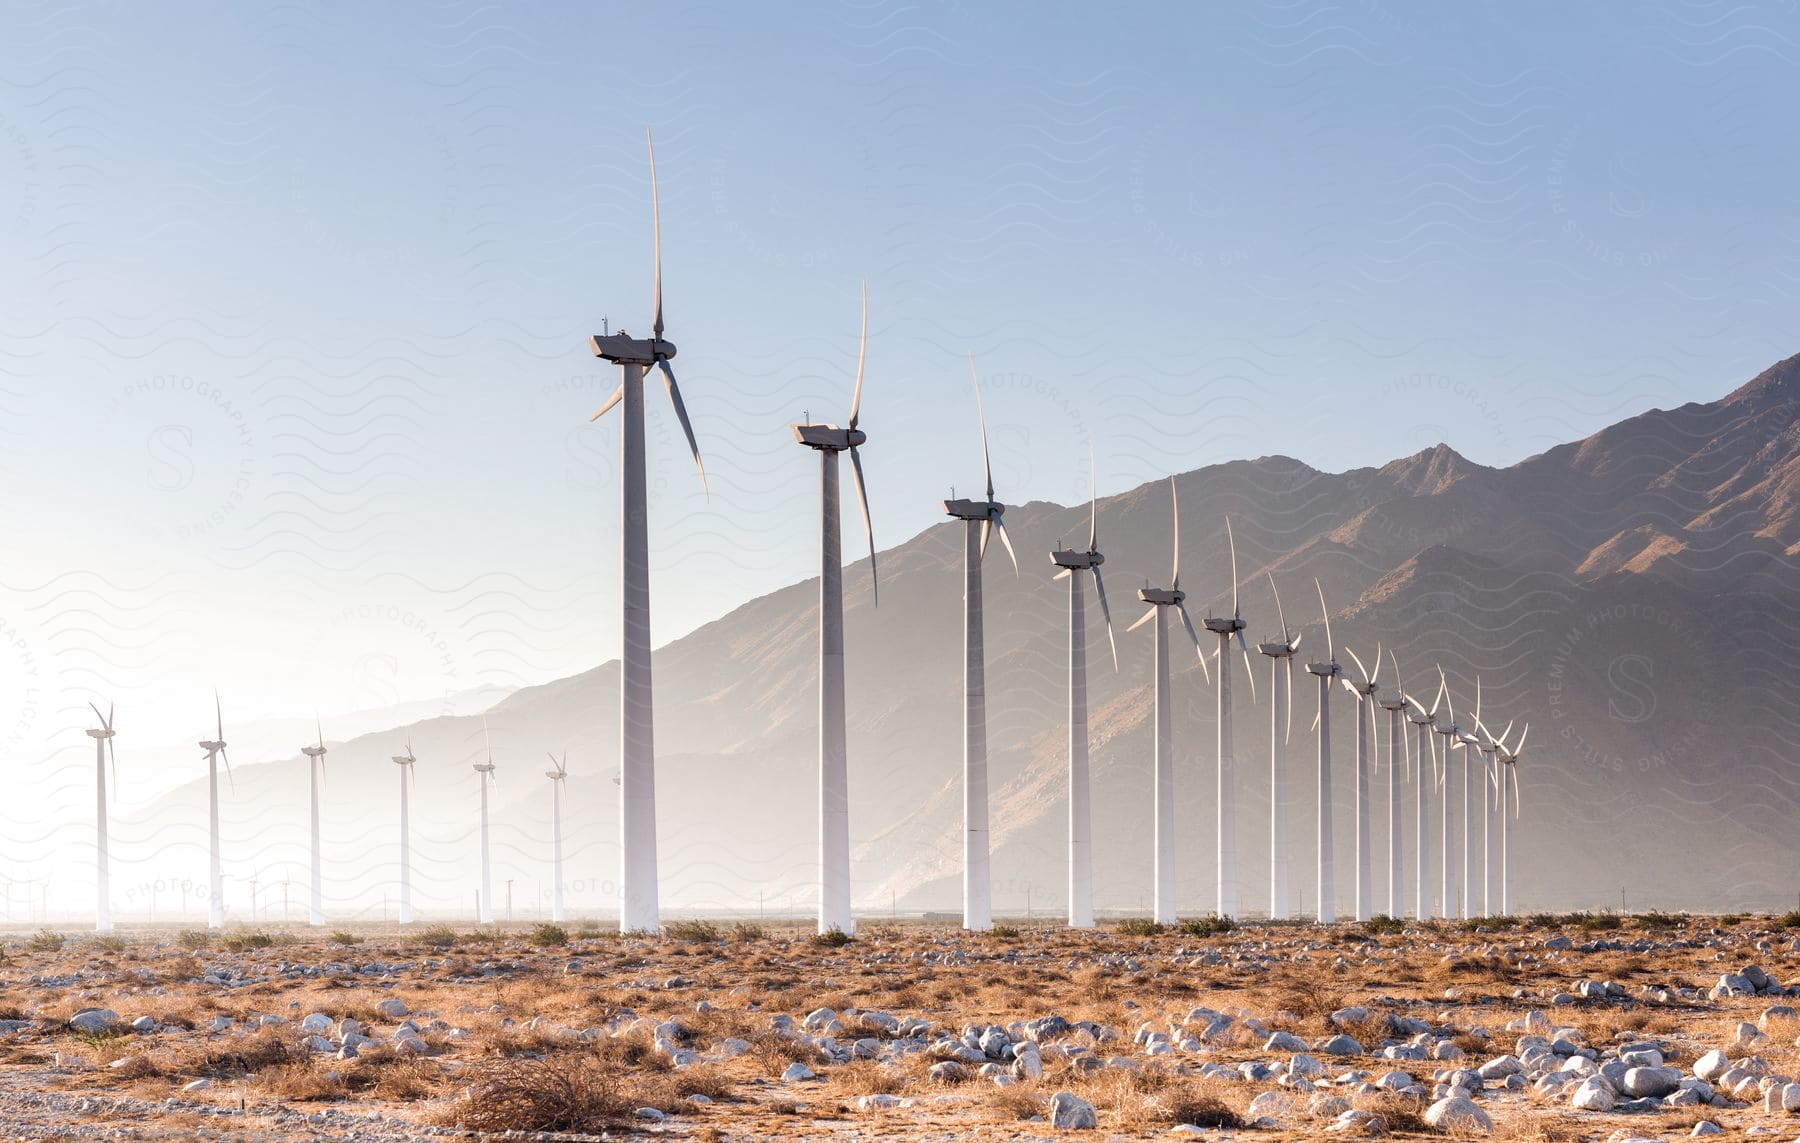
[3,0,1797,785]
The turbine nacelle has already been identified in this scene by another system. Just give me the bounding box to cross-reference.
[86,728,115,740]
[792,423,867,451]
[198,739,226,753]
[301,746,327,759]
[473,763,496,776]
[1202,616,1246,635]
[1050,548,1101,570]
[1256,640,1297,657]
[1305,660,1341,677]
[589,332,676,367]
[1137,586,1183,606]
[944,497,1003,521]
[391,756,414,766]
[1377,695,1408,711]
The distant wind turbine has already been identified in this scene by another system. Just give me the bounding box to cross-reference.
[545,752,569,923]
[1341,645,1382,922]
[1304,583,1340,922]
[200,693,232,929]
[586,129,709,935]
[1473,710,1508,918]
[1428,671,1467,919]
[84,703,118,932]
[1495,723,1528,915]
[1376,652,1411,919]
[942,359,1017,932]
[1255,574,1300,920]
[1127,477,1211,925]
[391,740,416,925]
[475,719,497,924]
[1401,664,1438,918]
[792,283,877,937]
[300,720,329,927]
[1049,444,1118,929]
[1201,519,1255,918]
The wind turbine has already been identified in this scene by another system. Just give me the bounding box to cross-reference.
[391,740,416,925]
[300,720,328,927]
[545,752,569,923]
[792,283,877,937]
[1472,709,1507,918]
[1376,653,1410,919]
[1303,583,1340,922]
[586,129,708,935]
[84,703,117,932]
[1494,723,1527,915]
[943,357,1017,931]
[1127,478,1210,925]
[200,694,232,929]
[1428,672,1466,919]
[475,719,497,925]
[1201,519,1255,918]
[1456,678,1488,918]
[1341,645,1381,922]
[1049,444,1118,929]
[1401,664,1438,919]
[1255,574,1300,920]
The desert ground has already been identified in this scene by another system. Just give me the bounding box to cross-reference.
[0,913,1797,1141]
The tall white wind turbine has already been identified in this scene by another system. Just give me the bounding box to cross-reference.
[1428,673,1466,919]
[943,359,1018,931]
[1201,520,1255,918]
[1341,646,1382,922]
[1472,711,1508,918]
[300,720,328,927]
[1303,583,1340,922]
[84,703,118,932]
[1376,652,1410,919]
[1456,678,1487,917]
[1255,575,1300,920]
[1495,723,1527,915]
[475,719,497,924]
[1400,664,1437,918]
[1127,477,1211,925]
[391,740,416,925]
[792,284,878,937]
[200,694,232,929]
[1049,446,1118,929]
[545,752,569,923]
[586,129,709,935]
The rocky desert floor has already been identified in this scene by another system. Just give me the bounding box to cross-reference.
[0,912,1798,1141]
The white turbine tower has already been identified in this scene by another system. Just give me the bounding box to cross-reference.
[586,129,708,935]
[792,284,878,937]
[1456,678,1487,918]
[1304,582,1340,922]
[1376,653,1409,919]
[200,694,232,929]
[1127,477,1211,925]
[391,740,416,925]
[1400,663,1438,918]
[84,703,117,932]
[1255,574,1300,921]
[1495,723,1527,915]
[545,752,569,923]
[300,721,328,927]
[1427,673,1467,919]
[1049,447,1118,929]
[1341,646,1381,922]
[1201,520,1255,919]
[475,719,497,924]
[1472,710,1508,918]
[943,358,1018,931]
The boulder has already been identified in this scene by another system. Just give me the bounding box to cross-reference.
[1265,1030,1308,1051]
[1246,1090,1291,1122]
[1694,1049,1730,1082]
[1569,1076,1615,1112]
[780,1062,816,1082]
[1319,1035,1362,1056]
[1621,1066,1682,1098]
[1048,1092,1097,1129]
[376,998,408,1019]
[67,1009,121,1035]
[1424,1095,1492,1132]
[129,1016,155,1033]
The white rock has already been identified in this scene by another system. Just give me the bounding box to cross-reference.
[1622,1065,1682,1098]
[67,1009,121,1035]
[1690,1122,1722,1136]
[1694,1049,1730,1082]
[1048,1092,1097,1130]
[182,1078,212,1092]
[376,998,408,1018]
[1246,1090,1291,1121]
[299,1013,333,1034]
[858,1094,901,1110]
[1569,1076,1614,1112]
[1423,1096,1492,1133]
[781,1061,817,1082]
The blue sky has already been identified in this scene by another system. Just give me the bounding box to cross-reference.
[2,0,1797,768]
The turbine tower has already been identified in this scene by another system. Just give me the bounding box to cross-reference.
[1472,711,1508,918]
[475,719,497,924]
[586,129,708,935]
[1303,583,1340,923]
[300,721,328,927]
[1201,519,1255,919]
[545,752,569,923]
[942,358,1018,931]
[1495,723,1527,915]
[391,740,416,925]
[1400,665,1437,919]
[1456,678,1487,918]
[1049,446,1117,929]
[84,703,117,933]
[1376,652,1410,919]
[1255,574,1300,921]
[1427,673,1466,919]
[200,694,232,929]
[1341,646,1381,922]
[1127,477,1211,926]
[792,283,877,937]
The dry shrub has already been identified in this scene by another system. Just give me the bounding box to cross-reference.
[1144,1082,1244,1128]
[442,1054,624,1133]
[987,1081,1045,1120]
[823,1059,904,1097]
[1356,1090,1433,1134]
[1268,972,1350,1029]
[193,1029,298,1077]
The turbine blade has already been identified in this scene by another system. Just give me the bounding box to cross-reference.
[221,747,234,794]
[314,715,323,751]
[1127,605,1157,633]
[1311,709,1321,733]
[1175,601,1204,663]
[848,445,877,605]
[1087,437,1098,552]
[849,280,867,431]
[108,738,118,804]
[89,701,104,727]
[1472,676,1482,725]
[588,383,624,422]
[1236,630,1256,702]
[655,358,708,499]
[1091,566,1118,672]
[1340,676,1359,698]
[1284,656,1294,744]
[648,127,663,340]
[1345,645,1370,687]
[1290,630,1303,653]
[979,517,992,561]
[1169,476,1180,589]
[1266,571,1287,643]
[1514,723,1529,754]
[1370,642,1382,688]
[969,354,993,502]
[1439,666,1455,724]
[1314,578,1333,662]
[1226,516,1238,617]
[214,689,223,742]
[994,516,1019,575]
[1053,568,1072,580]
